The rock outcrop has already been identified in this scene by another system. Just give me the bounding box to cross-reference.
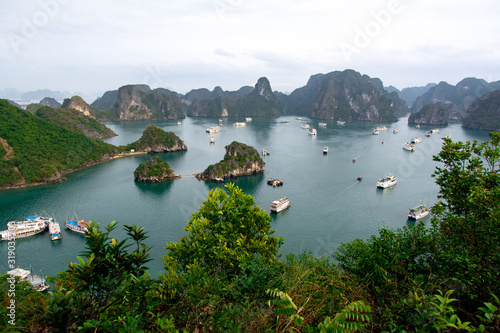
[123,125,187,153]
[40,97,61,108]
[284,69,406,121]
[62,96,92,117]
[196,141,264,181]
[408,102,450,125]
[462,90,500,131]
[134,156,179,182]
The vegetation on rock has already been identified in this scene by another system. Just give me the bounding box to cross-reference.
[462,89,500,131]
[408,101,450,125]
[122,125,187,153]
[134,156,178,182]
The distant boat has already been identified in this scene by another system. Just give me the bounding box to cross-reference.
[323,146,329,154]
[209,136,215,144]
[206,126,221,133]
[48,220,62,241]
[296,117,302,120]
[375,126,388,131]
[319,122,327,127]
[430,128,439,133]
[308,128,317,136]
[177,121,181,126]
[403,142,415,151]
[0,220,47,240]
[372,130,379,135]
[416,124,420,129]
[352,158,356,163]
[377,174,397,188]
[245,117,252,122]
[411,137,422,144]
[270,197,290,213]
[337,120,346,125]
[393,128,399,134]
[65,214,89,234]
[408,204,431,220]
[233,122,246,127]
[425,131,431,137]
[301,123,310,129]
[357,176,363,181]
[262,148,270,156]
[267,178,283,186]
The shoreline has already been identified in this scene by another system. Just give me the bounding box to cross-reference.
[0,151,148,191]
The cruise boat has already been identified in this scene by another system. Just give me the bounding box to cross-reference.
[7,268,49,292]
[245,117,252,122]
[403,142,415,151]
[209,136,215,144]
[337,120,346,125]
[411,137,422,144]
[430,128,439,133]
[319,122,327,127]
[26,212,54,226]
[262,148,270,156]
[300,123,310,129]
[206,126,221,133]
[393,128,399,134]
[65,215,89,234]
[233,122,246,127]
[270,197,290,213]
[376,174,397,188]
[48,220,62,241]
[375,126,388,131]
[323,146,329,154]
[408,204,431,220]
[0,220,47,240]
[308,128,317,136]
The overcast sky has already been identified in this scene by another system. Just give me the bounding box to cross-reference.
[1,0,499,101]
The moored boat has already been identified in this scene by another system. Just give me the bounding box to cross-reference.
[65,214,89,234]
[0,220,47,240]
[270,197,290,213]
[7,267,49,292]
[48,220,62,241]
[267,178,283,186]
[408,204,431,220]
[403,142,415,151]
[376,174,397,188]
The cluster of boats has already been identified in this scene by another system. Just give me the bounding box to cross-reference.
[0,212,90,241]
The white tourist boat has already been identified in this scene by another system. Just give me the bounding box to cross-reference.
[245,117,252,122]
[233,122,246,127]
[209,136,215,144]
[372,130,379,135]
[376,174,397,188]
[411,137,423,144]
[323,146,329,154]
[206,126,221,133]
[296,117,302,120]
[48,220,62,241]
[393,128,399,134]
[408,204,431,220]
[375,126,388,131]
[7,268,49,292]
[337,120,346,125]
[262,148,270,156]
[270,197,290,213]
[65,214,89,234]
[425,131,431,137]
[308,128,317,136]
[26,212,54,226]
[430,128,439,133]
[403,142,415,151]
[0,220,47,240]
[301,123,310,129]
[319,122,327,127]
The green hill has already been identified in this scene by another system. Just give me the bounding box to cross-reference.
[0,99,117,187]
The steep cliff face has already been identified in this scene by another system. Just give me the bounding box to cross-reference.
[134,156,179,182]
[40,97,61,108]
[91,90,118,111]
[62,96,92,117]
[462,90,500,131]
[196,141,264,181]
[124,125,187,153]
[286,70,404,121]
[408,102,449,125]
[182,78,279,117]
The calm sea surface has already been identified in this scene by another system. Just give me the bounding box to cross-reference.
[0,116,492,277]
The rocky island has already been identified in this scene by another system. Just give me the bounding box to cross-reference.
[122,125,187,153]
[462,90,500,131]
[134,156,179,182]
[196,141,264,181]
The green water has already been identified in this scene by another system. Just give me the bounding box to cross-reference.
[0,116,491,277]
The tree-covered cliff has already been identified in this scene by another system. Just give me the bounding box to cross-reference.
[122,125,187,153]
[134,156,179,182]
[462,89,500,131]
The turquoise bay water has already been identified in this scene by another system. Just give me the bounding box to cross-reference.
[0,117,491,277]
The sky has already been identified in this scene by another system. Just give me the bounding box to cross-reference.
[1,0,500,102]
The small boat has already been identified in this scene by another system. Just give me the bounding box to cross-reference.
[267,178,283,186]
[372,130,379,135]
[270,197,290,213]
[301,123,310,129]
[357,177,363,181]
[233,122,246,127]
[296,117,302,120]
[375,126,388,131]
[213,177,224,183]
[7,268,49,292]
[245,117,252,122]
[177,121,181,126]
[319,122,327,127]
[352,158,356,163]
[416,124,420,129]
[65,214,89,234]
[337,120,346,125]
[48,220,62,241]
[411,137,422,144]
[26,212,54,226]
[323,146,329,154]
[206,126,221,133]
[408,204,431,220]
[430,128,439,133]
[308,128,317,136]
[209,136,215,144]
[393,128,399,134]
[425,131,431,137]
[262,148,270,156]
[377,174,397,188]
[403,142,415,151]
[0,220,47,240]
[275,120,290,124]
